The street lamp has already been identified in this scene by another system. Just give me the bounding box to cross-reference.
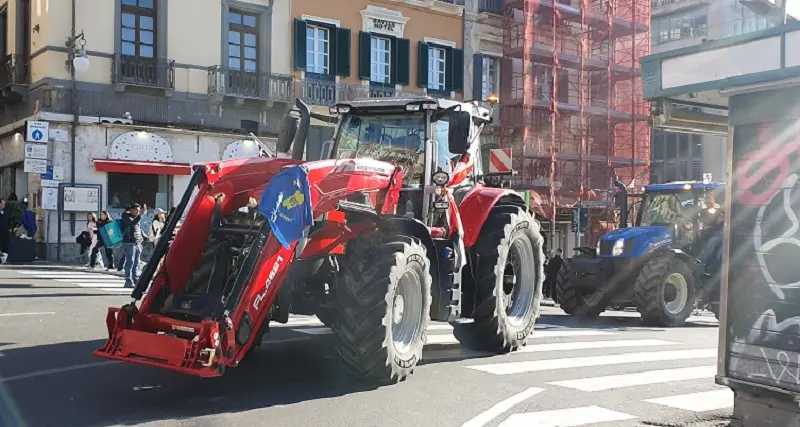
[65,30,89,72]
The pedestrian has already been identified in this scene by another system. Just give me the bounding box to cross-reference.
[0,198,9,264]
[150,208,166,245]
[85,212,102,268]
[91,211,115,271]
[121,203,147,287]
[545,248,564,301]
[115,207,130,272]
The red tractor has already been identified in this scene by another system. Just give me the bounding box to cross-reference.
[94,97,545,383]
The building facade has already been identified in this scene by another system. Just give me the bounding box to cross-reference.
[0,0,294,261]
[648,0,774,184]
[289,0,466,159]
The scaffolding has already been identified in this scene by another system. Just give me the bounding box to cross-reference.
[499,0,651,245]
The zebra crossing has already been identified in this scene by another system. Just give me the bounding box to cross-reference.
[10,268,133,293]
[281,314,730,426]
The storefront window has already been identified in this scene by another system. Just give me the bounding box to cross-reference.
[107,172,171,239]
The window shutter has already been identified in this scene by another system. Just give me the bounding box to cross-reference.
[358,31,371,80]
[395,38,410,86]
[335,27,351,77]
[452,48,464,93]
[293,19,307,71]
[444,46,454,92]
[473,54,483,101]
[417,42,429,88]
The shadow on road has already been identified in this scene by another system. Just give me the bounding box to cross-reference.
[0,284,71,290]
[0,292,120,299]
[0,338,377,427]
[538,312,719,331]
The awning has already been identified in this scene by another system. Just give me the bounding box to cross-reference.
[92,159,192,175]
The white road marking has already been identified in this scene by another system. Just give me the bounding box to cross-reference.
[292,328,616,344]
[460,387,544,427]
[55,279,125,283]
[518,339,676,353]
[74,282,127,288]
[292,327,333,335]
[1,361,120,383]
[644,388,733,412]
[467,349,717,375]
[498,405,638,426]
[530,330,615,338]
[548,366,717,392]
[0,312,56,317]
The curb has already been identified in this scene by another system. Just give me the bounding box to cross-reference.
[0,262,127,277]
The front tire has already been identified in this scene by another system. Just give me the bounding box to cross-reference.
[634,253,696,326]
[555,256,609,318]
[454,206,544,352]
[332,234,432,383]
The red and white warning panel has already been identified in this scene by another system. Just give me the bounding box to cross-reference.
[488,148,513,174]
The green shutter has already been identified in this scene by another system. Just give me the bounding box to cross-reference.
[417,42,429,88]
[358,31,371,80]
[444,47,454,92]
[293,19,307,71]
[453,48,464,93]
[473,54,483,100]
[335,27,351,77]
[396,38,410,86]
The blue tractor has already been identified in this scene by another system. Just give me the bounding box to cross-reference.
[555,180,725,326]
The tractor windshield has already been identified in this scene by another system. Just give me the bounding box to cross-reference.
[334,111,456,187]
[638,192,694,227]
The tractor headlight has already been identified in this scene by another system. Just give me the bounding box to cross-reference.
[612,238,625,256]
[432,171,450,187]
[596,239,601,256]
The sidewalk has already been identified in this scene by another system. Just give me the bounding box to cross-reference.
[0,261,126,277]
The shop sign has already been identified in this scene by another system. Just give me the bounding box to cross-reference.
[108,131,173,163]
[222,139,263,160]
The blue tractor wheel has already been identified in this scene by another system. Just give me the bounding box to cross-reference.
[555,256,609,317]
[633,252,697,326]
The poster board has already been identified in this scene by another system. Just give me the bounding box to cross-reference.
[61,185,102,213]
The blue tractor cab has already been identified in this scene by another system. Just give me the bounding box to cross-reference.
[556,179,725,326]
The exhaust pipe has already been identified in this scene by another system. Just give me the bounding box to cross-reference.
[292,98,311,161]
[614,179,628,228]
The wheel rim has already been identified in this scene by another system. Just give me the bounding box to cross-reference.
[582,291,603,307]
[503,235,536,326]
[392,270,424,355]
[663,272,688,315]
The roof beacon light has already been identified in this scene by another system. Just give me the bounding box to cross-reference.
[702,173,712,184]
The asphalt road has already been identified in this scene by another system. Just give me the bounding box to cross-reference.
[0,266,732,427]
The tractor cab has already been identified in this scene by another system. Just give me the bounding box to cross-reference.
[324,97,494,225]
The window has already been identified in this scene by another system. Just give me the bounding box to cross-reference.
[228,10,258,73]
[481,56,498,100]
[370,36,391,84]
[306,25,329,75]
[428,46,446,92]
[107,172,172,240]
[652,7,708,45]
[121,0,156,58]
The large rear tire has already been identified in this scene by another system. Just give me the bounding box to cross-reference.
[634,253,696,326]
[332,234,432,383]
[555,257,608,318]
[453,206,544,352]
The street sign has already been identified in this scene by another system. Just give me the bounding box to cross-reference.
[26,120,49,143]
[23,158,47,174]
[41,179,60,188]
[40,165,64,181]
[24,143,47,160]
[488,148,512,174]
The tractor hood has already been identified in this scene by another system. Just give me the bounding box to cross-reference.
[598,226,674,256]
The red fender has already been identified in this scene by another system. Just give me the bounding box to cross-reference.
[459,185,527,248]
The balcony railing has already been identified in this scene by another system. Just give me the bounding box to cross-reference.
[479,0,503,14]
[299,79,430,107]
[207,66,293,103]
[0,54,30,94]
[112,54,175,89]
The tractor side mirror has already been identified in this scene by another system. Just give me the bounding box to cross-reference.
[448,111,472,154]
[277,114,298,154]
[321,140,334,159]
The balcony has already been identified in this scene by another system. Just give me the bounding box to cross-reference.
[0,54,30,103]
[299,79,429,107]
[207,66,293,103]
[112,54,175,90]
[651,0,712,17]
[479,0,503,14]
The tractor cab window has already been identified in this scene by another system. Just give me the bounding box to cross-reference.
[639,192,694,227]
[335,113,426,187]
[432,118,456,175]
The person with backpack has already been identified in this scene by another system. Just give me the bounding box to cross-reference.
[121,203,147,288]
[91,211,115,270]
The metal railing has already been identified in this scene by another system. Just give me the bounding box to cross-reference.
[0,54,30,89]
[479,0,503,14]
[207,66,293,102]
[112,54,175,89]
[299,79,430,107]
